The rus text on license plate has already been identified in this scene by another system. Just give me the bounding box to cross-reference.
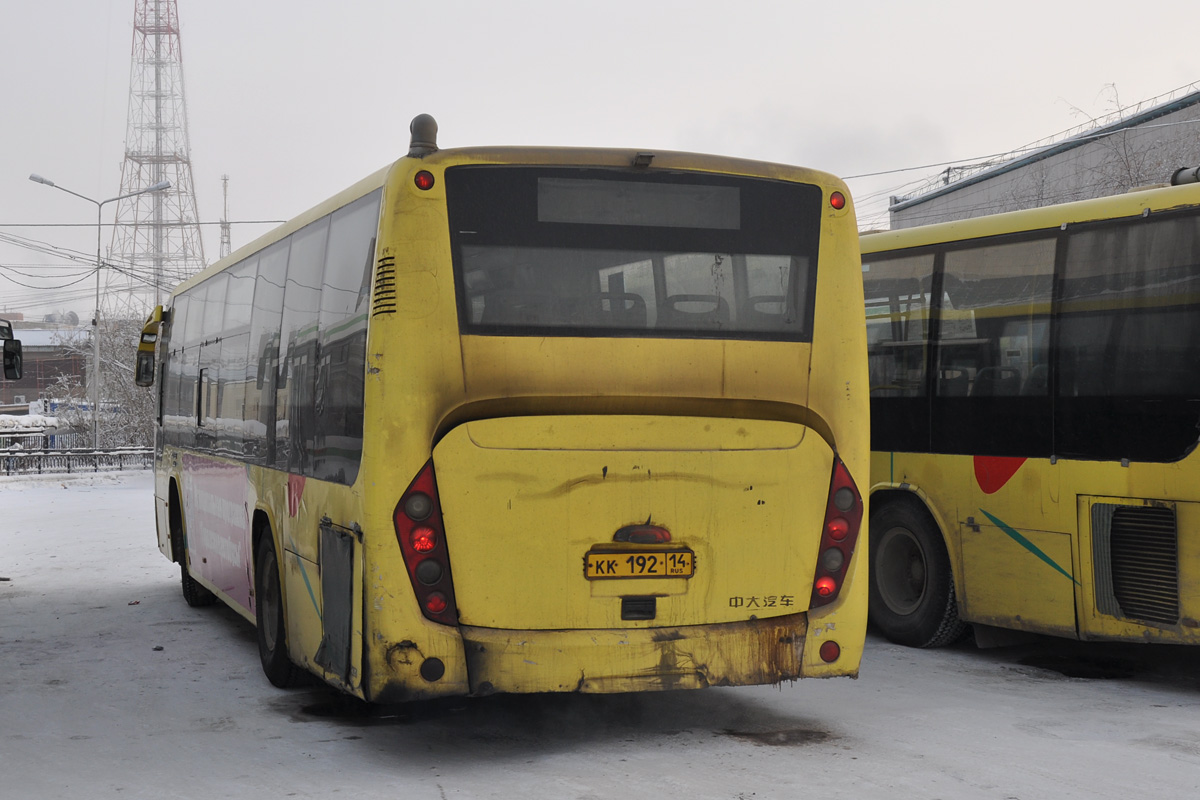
[584,549,695,580]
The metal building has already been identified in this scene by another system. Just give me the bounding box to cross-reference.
[889,83,1200,229]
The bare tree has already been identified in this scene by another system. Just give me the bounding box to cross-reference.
[50,318,156,449]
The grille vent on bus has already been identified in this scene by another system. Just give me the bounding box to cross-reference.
[1092,503,1179,626]
[372,255,397,316]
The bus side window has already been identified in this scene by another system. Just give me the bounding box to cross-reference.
[247,240,289,465]
[312,189,381,484]
[278,218,329,474]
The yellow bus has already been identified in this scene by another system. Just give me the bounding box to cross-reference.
[861,172,1200,648]
[136,115,869,702]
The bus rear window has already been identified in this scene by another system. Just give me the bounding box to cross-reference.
[446,166,821,341]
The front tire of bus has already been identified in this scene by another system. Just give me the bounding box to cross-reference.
[868,499,967,648]
[255,534,304,688]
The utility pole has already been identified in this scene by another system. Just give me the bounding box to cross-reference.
[219,174,232,260]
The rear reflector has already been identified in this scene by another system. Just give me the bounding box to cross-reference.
[819,640,841,663]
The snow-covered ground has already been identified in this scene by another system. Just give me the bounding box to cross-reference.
[3,471,1199,799]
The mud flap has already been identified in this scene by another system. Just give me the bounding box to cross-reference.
[314,519,357,681]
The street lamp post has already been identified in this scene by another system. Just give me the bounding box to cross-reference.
[29,174,170,449]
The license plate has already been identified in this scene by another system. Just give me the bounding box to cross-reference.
[584,548,695,580]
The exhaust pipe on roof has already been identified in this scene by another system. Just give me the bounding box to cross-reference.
[1170,166,1200,185]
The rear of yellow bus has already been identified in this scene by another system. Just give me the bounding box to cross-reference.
[358,133,868,701]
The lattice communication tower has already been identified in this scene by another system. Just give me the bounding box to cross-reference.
[109,0,206,314]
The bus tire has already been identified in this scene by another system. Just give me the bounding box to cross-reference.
[868,498,967,648]
[255,534,304,688]
[171,491,216,608]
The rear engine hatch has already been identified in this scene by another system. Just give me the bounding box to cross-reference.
[432,414,834,630]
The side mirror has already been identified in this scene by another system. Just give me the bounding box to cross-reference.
[134,305,164,388]
[2,338,21,380]
[135,350,156,387]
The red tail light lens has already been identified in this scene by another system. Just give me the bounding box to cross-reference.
[830,191,846,210]
[393,461,458,625]
[414,170,436,191]
[819,640,841,663]
[425,592,449,615]
[411,526,437,553]
[809,456,863,608]
[827,517,850,541]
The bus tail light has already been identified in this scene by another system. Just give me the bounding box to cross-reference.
[393,461,459,626]
[809,456,863,609]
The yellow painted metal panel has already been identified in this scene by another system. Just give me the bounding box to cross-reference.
[433,415,832,630]
[959,525,1076,637]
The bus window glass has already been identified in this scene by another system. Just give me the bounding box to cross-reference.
[940,237,1054,397]
[224,260,256,330]
[246,244,286,462]
[217,259,256,455]
[163,295,189,443]
[277,219,329,474]
[597,258,656,327]
[862,252,935,397]
[313,189,380,484]
[447,167,821,341]
[197,274,229,445]
[181,285,206,349]
[1060,215,1200,398]
[200,274,228,341]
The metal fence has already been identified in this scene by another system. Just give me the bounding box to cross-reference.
[1,448,153,476]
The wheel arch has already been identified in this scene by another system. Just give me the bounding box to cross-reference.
[868,485,962,599]
[250,508,282,616]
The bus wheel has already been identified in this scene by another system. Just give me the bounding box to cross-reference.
[868,499,967,648]
[171,496,215,608]
[254,534,304,688]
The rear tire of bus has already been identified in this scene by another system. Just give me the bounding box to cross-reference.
[255,534,305,688]
[868,498,967,648]
[170,486,216,608]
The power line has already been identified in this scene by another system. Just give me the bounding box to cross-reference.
[0,219,285,229]
[844,115,1200,182]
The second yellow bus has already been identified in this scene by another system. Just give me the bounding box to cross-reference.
[863,173,1200,648]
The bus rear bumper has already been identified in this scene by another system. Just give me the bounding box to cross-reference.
[458,613,818,695]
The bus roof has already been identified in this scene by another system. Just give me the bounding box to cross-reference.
[171,143,849,300]
[861,179,1200,256]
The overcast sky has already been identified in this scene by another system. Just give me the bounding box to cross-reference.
[2,0,1197,318]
